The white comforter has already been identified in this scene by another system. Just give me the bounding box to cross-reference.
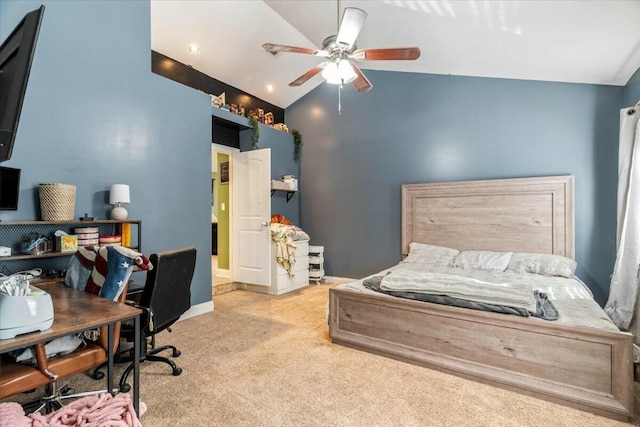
[336,261,618,332]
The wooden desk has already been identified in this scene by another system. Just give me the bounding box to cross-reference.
[0,282,142,415]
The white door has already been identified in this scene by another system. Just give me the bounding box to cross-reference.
[231,148,271,286]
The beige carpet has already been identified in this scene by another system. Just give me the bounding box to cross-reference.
[5,283,640,426]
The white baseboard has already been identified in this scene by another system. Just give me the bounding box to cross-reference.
[178,300,214,322]
[216,268,231,278]
[324,276,356,284]
[177,276,353,324]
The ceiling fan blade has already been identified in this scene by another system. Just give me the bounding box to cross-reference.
[262,43,328,57]
[350,63,372,93]
[289,62,328,87]
[336,8,367,48]
[351,47,421,61]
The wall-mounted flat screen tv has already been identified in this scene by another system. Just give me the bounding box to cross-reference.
[0,5,45,163]
[0,166,21,210]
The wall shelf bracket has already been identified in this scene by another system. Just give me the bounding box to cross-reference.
[270,189,296,203]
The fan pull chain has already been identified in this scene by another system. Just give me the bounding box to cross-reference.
[336,0,342,116]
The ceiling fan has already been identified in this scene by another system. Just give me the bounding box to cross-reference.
[262,6,420,94]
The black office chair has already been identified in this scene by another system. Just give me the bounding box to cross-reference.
[115,246,197,392]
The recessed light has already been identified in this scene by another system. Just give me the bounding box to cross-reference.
[188,44,199,53]
[266,84,274,92]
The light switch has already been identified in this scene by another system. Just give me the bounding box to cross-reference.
[221,203,226,211]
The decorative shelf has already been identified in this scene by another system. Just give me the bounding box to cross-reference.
[0,220,141,272]
[1,245,141,261]
[0,219,137,226]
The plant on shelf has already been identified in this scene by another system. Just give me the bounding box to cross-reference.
[292,129,303,162]
[247,112,260,149]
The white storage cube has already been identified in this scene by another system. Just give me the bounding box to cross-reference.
[308,244,325,282]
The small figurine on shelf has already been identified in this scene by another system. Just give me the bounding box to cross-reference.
[230,104,238,114]
[211,95,219,108]
[273,123,289,133]
[264,112,274,126]
[239,104,246,116]
[211,92,225,108]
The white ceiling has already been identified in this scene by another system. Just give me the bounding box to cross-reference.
[151,0,640,109]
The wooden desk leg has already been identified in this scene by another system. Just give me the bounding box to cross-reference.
[133,314,140,416]
[107,323,114,396]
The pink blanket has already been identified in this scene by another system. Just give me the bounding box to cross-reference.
[0,393,146,427]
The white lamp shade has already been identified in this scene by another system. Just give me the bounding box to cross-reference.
[109,184,130,205]
[321,60,357,85]
[337,59,357,83]
[321,62,341,84]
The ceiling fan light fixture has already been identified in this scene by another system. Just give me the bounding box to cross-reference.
[322,59,357,84]
[321,61,341,84]
[265,5,418,95]
[337,59,357,83]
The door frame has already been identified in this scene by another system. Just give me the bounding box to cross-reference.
[212,143,239,280]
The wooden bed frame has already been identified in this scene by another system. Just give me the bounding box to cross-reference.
[328,175,634,420]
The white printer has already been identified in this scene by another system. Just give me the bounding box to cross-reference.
[0,286,54,340]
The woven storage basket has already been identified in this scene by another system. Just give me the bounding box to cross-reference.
[39,183,76,221]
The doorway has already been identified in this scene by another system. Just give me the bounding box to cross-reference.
[212,143,238,294]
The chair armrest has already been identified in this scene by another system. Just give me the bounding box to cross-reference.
[33,344,58,380]
[124,301,155,333]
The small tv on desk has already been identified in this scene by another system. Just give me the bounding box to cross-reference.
[0,5,45,162]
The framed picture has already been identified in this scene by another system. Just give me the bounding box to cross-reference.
[220,161,229,184]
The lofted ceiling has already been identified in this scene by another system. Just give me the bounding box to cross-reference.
[151,0,640,109]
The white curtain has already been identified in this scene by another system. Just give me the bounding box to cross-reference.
[605,104,640,337]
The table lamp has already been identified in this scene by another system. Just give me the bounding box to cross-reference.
[109,184,130,220]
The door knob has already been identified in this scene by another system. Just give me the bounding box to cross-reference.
[261,221,269,227]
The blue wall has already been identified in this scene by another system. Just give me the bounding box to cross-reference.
[0,1,213,305]
[624,67,640,107]
[287,70,623,305]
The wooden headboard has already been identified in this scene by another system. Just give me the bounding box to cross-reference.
[401,175,574,258]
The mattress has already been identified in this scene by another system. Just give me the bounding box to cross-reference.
[336,262,619,332]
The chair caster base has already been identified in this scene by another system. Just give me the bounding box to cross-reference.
[173,349,181,357]
[173,367,182,376]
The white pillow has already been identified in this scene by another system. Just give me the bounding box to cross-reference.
[505,253,576,278]
[404,243,459,267]
[453,250,512,272]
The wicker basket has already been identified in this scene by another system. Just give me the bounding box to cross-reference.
[39,183,76,221]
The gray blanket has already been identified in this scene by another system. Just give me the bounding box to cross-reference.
[363,275,559,321]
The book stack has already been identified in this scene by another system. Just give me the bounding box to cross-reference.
[99,235,121,246]
[75,227,99,246]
